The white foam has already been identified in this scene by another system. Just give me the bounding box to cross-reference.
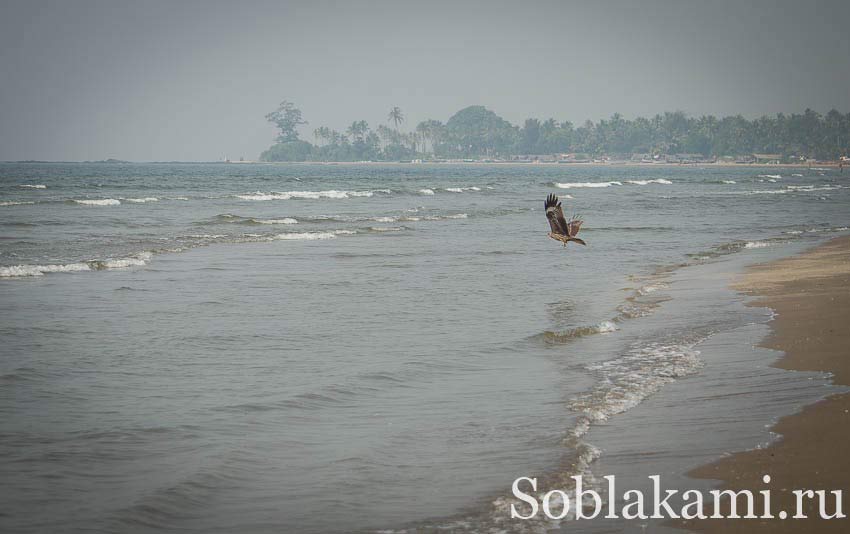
[624,178,673,185]
[0,262,91,277]
[0,201,35,206]
[93,252,153,269]
[758,174,782,179]
[444,186,480,193]
[418,188,435,195]
[637,281,669,295]
[722,180,736,184]
[787,184,842,192]
[370,216,397,223]
[744,241,771,249]
[121,197,159,203]
[595,320,618,333]
[570,343,703,423]
[73,199,121,206]
[555,181,622,189]
[236,190,381,201]
[272,232,337,240]
[791,173,803,177]
[18,184,47,189]
[742,189,790,195]
[256,218,298,225]
[369,226,404,232]
[443,213,468,219]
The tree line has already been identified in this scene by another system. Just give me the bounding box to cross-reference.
[261,101,850,162]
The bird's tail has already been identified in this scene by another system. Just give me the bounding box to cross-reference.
[569,237,587,246]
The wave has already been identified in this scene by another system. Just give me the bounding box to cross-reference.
[758,174,782,179]
[0,251,153,277]
[624,178,672,185]
[18,184,47,189]
[121,197,159,203]
[721,180,736,184]
[785,184,843,192]
[569,342,703,424]
[444,186,481,193]
[555,179,672,189]
[258,218,297,225]
[71,199,121,206]
[536,320,618,343]
[555,181,622,189]
[89,252,153,270]
[236,189,388,201]
[744,241,771,249]
[418,188,435,195]
[210,214,298,225]
[270,231,338,240]
[636,281,669,295]
[425,338,704,532]
[0,262,91,277]
[0,201,35,206]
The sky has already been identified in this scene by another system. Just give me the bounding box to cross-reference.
[1,0,849,161]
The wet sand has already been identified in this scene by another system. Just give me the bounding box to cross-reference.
[680,235,850,532]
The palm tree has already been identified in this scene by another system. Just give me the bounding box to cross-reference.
[388,107,404,132]
[416,121,429,154]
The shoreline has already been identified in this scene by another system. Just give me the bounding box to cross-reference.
[256,161,845,167]
[679,235,850,532]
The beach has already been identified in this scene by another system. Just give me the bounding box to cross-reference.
[682,235,850,532]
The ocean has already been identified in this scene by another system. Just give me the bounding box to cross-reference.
[1,162,848,533]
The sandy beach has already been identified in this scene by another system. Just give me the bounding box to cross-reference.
[681,235,850,532]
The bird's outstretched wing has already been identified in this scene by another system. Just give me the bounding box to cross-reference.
[544,193,569,236]
[567,215,583,237]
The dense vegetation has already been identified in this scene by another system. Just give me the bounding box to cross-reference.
[260,101,850,162]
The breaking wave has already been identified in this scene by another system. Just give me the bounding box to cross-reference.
[536,321,618,344]
[418,188,435,195]
[0,252,153,278]
[71,199,121,206]
[0,201,35,206]
[555,179,671,189]
[444,186,481,193]
[569,342,703,424]
[236,189,389,201]
[121,197,159,203]
[18,184,47,189]
[624,178,672,185]
[555,181,622,189]
[211,214,299,225]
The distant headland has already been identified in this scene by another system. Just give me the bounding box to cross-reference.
[260,101,850,166]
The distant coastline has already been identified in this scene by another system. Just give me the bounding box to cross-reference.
[2,160,845,167]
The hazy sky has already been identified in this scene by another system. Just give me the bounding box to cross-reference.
[1,0,849,161]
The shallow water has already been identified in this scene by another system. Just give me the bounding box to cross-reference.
[0,163,848,532]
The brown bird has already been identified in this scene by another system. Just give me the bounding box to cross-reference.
[545,193,586,247]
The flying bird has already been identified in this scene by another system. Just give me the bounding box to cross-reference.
[545,193,586,247]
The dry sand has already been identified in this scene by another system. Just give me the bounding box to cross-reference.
[679,235,850,532]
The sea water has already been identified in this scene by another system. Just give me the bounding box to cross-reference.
[0,163,847,533]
